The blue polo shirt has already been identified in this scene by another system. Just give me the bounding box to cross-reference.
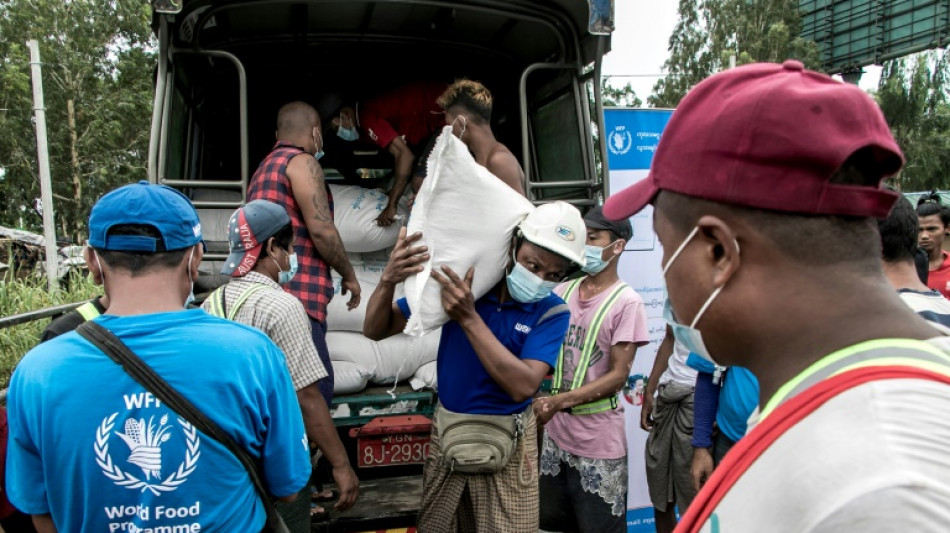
[397,290,570,415]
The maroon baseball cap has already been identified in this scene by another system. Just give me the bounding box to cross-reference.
[604,60,904,221]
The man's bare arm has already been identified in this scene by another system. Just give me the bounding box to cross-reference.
[297,384,359,510]
[486,148,526,196]
[287,154,360,306]
[378,137,415,226]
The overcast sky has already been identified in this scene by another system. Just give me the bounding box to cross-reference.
[600,1,882,103]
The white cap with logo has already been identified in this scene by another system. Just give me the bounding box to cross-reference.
[517,201,587,268]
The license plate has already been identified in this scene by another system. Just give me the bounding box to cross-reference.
[357,433,432,468]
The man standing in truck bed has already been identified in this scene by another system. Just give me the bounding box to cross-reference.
[329,81,447,226]
[248,101,361,410]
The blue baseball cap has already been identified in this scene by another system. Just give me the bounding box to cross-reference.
[88,181,204,252]
[222,200,292,277]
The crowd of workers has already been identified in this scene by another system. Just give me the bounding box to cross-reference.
[4,61,950,533]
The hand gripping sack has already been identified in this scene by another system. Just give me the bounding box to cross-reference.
[403,126,534,336]
[329,185,409,253]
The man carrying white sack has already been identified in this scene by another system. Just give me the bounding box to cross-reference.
[363,202,587,532]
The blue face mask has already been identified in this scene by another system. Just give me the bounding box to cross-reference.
[313,131,325,160]
[581,240,619,275]
[506,262,557,303]
[661,226,734,364]
[274,250,298,285]
[337,116,359,142]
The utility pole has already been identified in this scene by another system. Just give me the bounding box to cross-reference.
[27,39,58,291]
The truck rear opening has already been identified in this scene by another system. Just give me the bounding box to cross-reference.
[149,1,610,529]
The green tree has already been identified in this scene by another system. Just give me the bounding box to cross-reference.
[0,0,155,242]
[650,0,820,107]
[602,79,642,108]
[875,51,950,192]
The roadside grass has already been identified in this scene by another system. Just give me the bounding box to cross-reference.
[0,272,98,389]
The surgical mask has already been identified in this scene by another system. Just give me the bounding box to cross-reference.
[660,226,731,364]
[337,114,359,141]
[184,246,196,308]
[273,249,298,285]
[451,115,467,141]
[313,131,325,160]
[506,262,557,303]
[581,241,619,275]
[93,249,105,282]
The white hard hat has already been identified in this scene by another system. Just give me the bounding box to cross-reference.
[517,201,586,268]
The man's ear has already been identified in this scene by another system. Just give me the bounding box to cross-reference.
[189,245,203,281]
[260,238,272,260]
[612,238,627,255]
[695,215,741,288]
[83,246,104,285]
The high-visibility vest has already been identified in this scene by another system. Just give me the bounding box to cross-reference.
[205,284,268,321]
[552,278,630,415]
[676,339,950,533]
[75,301,102,322]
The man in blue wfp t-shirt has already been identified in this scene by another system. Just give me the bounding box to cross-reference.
[6,182,310,532]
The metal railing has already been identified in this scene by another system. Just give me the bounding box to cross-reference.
[0,300,86,403]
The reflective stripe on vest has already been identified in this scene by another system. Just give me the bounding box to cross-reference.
[552,279,630,415]
[206,284,268,321]
[761,338,950,420]
[76,301,101,322]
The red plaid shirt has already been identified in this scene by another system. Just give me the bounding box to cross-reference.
[248,142,334,324]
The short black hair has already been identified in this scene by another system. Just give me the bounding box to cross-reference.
[272,223,294,250]
[878,195,919,263]
[916,192,950,227]
[94,225,189,275]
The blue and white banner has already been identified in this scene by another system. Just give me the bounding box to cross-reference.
[603,108,674,533]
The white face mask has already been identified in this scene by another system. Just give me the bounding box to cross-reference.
[450,115,467,141]
[184,246,196,308]
[661,226,736,364]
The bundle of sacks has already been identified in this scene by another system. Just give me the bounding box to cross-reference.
[326,185,438,394]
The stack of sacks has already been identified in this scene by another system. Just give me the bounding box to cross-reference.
[324,224,440,394]
[327,329,440,394]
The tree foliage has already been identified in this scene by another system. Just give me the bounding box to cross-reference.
[650,0,820,107]
[602,79,642,108]
[0,0,155,242]
[876,51,950,192]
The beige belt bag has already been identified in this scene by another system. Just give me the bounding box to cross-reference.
[437,404,522,474]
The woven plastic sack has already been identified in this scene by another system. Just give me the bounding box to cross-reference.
[402,126,533,336]
[332,361,371,394]
[410,361,438,391]
[330,185,410,253]
[326,249,402,332]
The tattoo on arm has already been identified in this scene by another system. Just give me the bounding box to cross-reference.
[322,231,354,279]
[306,157,333,222]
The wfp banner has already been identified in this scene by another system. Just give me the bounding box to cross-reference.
[603,108,674,533]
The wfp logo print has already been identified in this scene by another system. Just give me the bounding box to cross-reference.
[95,411,201,496]
[607,127,632,155]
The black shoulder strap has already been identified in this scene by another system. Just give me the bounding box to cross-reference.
[76,321,285,532]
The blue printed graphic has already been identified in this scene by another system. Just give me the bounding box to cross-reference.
[604,109,673,171]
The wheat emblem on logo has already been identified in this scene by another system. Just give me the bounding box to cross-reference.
[95,412,200,496]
